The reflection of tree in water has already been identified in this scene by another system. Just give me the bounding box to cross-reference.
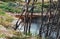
[14,0,60,39]
[39,0,60,39]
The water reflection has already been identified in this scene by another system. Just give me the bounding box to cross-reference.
[18,23,40,35]
[13,19,60,39]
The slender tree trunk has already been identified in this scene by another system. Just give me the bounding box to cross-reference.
[39,0,44,37]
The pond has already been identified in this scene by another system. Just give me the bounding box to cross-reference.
[16,19,41,35]
[12,18,60,39]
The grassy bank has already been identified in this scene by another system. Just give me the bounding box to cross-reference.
[0,1,22,13]
[0,9,14,28]
[0,1,50,13]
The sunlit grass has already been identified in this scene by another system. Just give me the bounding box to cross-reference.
[0,33,5,38]
[0,2,22,13]
[0,9,14,28]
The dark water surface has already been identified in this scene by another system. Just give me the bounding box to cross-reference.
[12,19,60,39]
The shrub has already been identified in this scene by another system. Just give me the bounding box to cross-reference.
[0,2,22,13]
[0,1,50,13]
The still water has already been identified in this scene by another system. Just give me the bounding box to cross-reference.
[18,23,40,35]
[12,19,60,39]
[12,18,41,35]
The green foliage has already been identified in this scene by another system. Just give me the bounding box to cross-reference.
[0,0,16,2]
[0,1,50,13]
[0,34,5,38]
[0,9,5,15]
[32,2,49,13]
[0,2,22,13]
